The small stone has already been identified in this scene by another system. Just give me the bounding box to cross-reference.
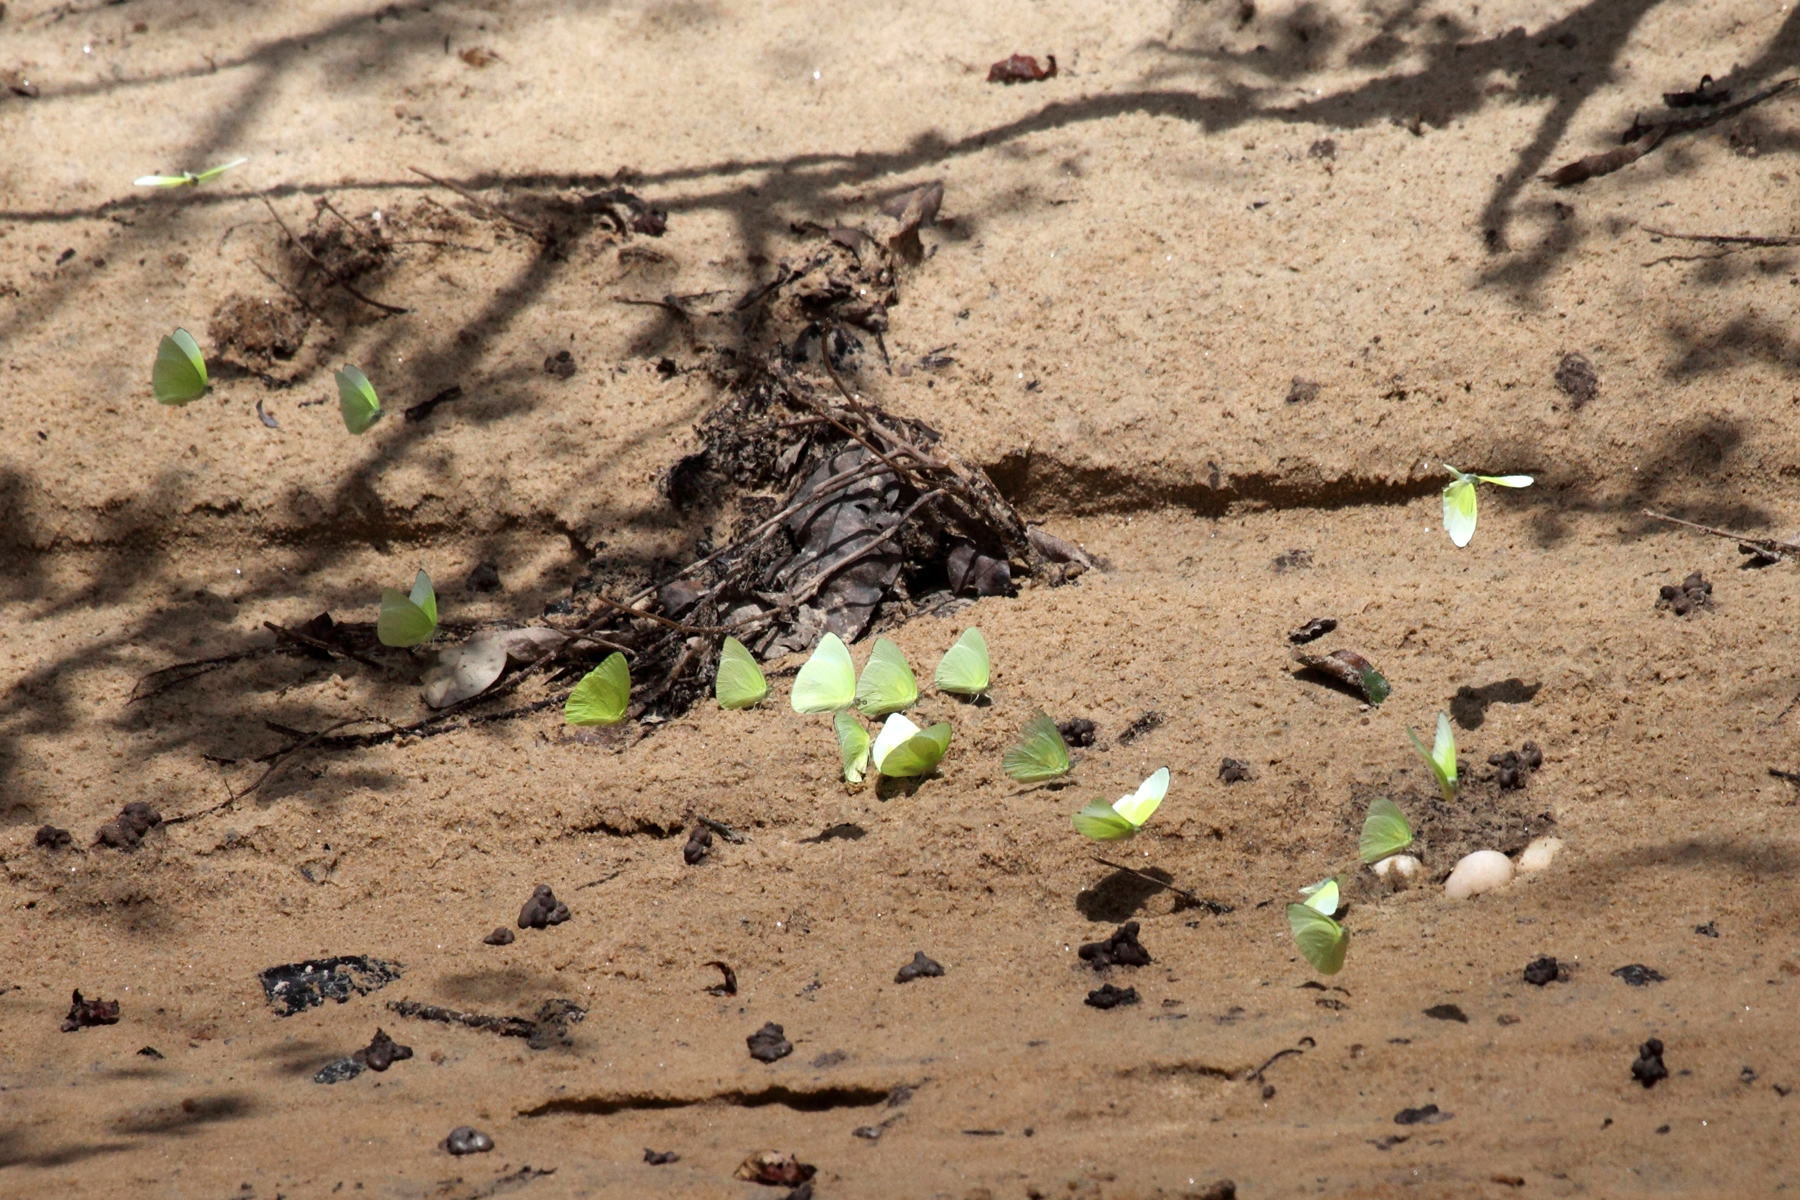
[894,951,944,983]
[517,884,570,929]
[1218,758,1252,783]
[483,927,515,946]
[1078,921,1152,969]
[1084,983,1140,1010]
[34,824,71,849]
[1372,854,1421,890]
[352,1028,412,1071]
[747,1022,793,1063]
[643,1148,679,1165]
[1522,957,1561,986]
[1612,964,1667,987]
[1632,1038,1669,1088]
[444,1126,494,1155]
[1444,850,1514,900]
[683,825,713,865]
[1517,837,1563,873]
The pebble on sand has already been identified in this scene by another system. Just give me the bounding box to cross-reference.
[1372,854,1422,889]
[1444,850,1514,900]
[1517,836,1563,873]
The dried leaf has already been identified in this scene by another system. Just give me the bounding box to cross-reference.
[1292,648,1391,704]
[987,53,1057,83]
[422,628,568,708]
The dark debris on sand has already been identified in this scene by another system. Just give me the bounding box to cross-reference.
[61,989,120,1032]
[518,884,571,929]
[1079,922,1152,969]
[894,951,945,983]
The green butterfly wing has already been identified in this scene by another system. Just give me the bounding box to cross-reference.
[1002,710,1071,782]
[1360,796,1415,863]
[1072,800,1136,841]
[152,329,208,405]
[874,718,952,778]
[1299,877,1341,916]
[933,627,990,696]
[714,635,768,709]
[1287,903,1349,975]
[135,172,197,187]
[1442,471,1478,547]
[337,365,383,434]
[834,710,871,783]
[1112,767,1169,827]
[1408,712,1458,801]
[1477,474,1534,489]
[377,570,438,647]
[855,637,918,717]
[565,651,631,726]
[193,157,248,184]
[791,633,855,714]
[1359,664,1392,706]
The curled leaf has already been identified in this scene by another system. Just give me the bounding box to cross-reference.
[1292,648,1390,704]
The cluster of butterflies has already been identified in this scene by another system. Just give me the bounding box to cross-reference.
[153,328,387,434]
[1286,795,1420,974]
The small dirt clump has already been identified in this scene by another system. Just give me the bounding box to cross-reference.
[353,1028,413,1071]
[1058,717,1097,747]
[95,802,161,851]
[444,1127,494,1155]
[34,824,71,849]
[61,990,121,1032]
[1658,572,1714,616]
[747,1022,793,1063]
[894,951,945,983]
[1079,922,1152,969]
[1085,983,1141,1010]
[1633,1038,1669,1087]
[1489,742,1544,789]
[1522,956,1562,986]
[518,884,571,929]
[683,824,714,865]
[1218,758,1252,783]
[1287,617,1336,644]
[1554,351,1598,407]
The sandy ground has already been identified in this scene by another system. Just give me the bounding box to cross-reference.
[6,0,1800,1196]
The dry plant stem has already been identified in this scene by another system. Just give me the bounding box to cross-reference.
[1550,77,1799,184]
[1088,855,1202,902]
[696,816,747,843]
[167,717,378,823]
[259,197,409,316]
[406,165,544,238]
[1641,509,1800,557]
[263,620,385,671]
[583,593,741,636]
[621,460,896,607]
[1248,1046,1305,1083]
[1643,228,1800,248]
[783,488,947,609]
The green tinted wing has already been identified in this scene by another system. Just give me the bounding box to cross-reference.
[1287,903,1349,974]
[933,627,990,695]
[565,652,631,726]
[152,329,208,405]
[876,722,951,778]
[1072,800,1137,841]
[1002,710,1071,782]
[378,573,438,647]
[714,635,769,709]
[855,637,918,716]
[336,365,383,434]
[834,710,871,783]
[791,633,856,713]
[1359,796,1415,863]
[1442,475,1478,547]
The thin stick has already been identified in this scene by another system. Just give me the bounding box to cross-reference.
[260,197,409,316]
[783,488,946,608]
[1643,227,1800,248]
[696,816,747,843]
[166,717,376,823]
[1641,509,1800,557]
[407,166,544,238]
[1088,855,1201,902]
[263,620,385,671]
[1248,1046,1304,1083]
[584,593,738,635]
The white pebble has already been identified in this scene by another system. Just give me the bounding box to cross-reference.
[1371,854,1422,890]
[1517,836,1563,873]
[1443,850,1514,900]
